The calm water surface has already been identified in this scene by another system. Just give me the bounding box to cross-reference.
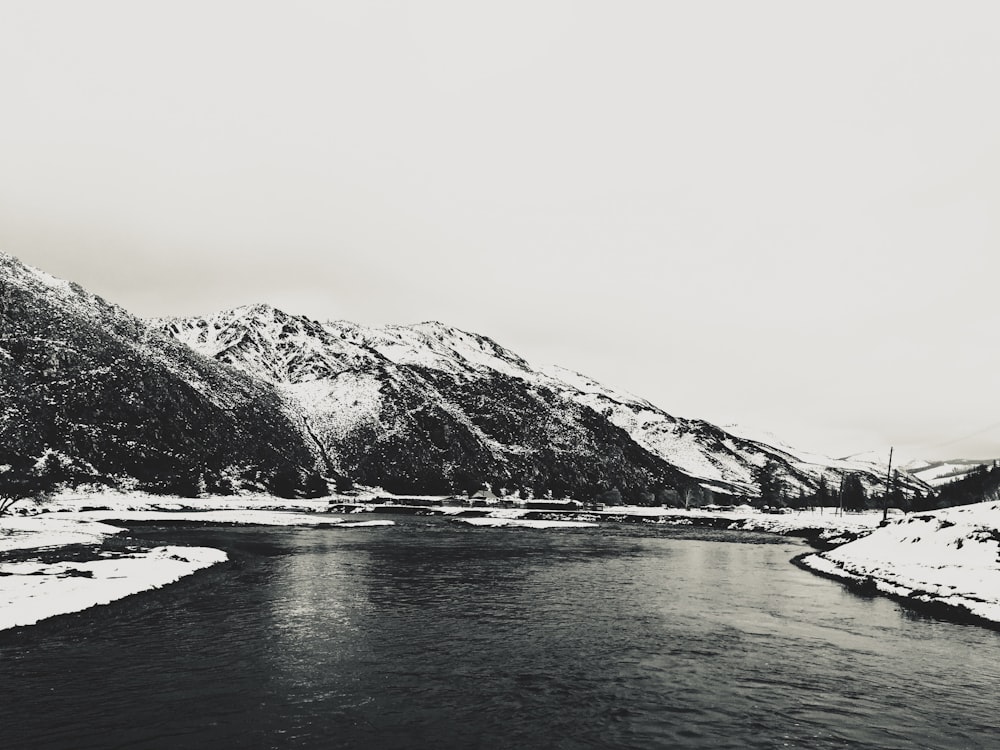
[2,517,998,749]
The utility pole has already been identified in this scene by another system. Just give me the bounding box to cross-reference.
[882,446,894,523]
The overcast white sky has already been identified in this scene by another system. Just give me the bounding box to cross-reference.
[2,1,998,462]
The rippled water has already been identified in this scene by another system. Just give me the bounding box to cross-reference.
[2,518,999,749]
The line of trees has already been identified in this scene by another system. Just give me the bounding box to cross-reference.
[0,445,337,516]
[752,461,936,512]
[934,463,1000,509]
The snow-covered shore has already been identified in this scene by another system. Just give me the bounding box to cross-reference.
[799,501,1000,625]
[0,544,227,630]
[6,492,396,531]
[594,505,886,539]
[0,511,232,630]
[0,515,125,554]
[0,493,395,632]
[19,491,337,516]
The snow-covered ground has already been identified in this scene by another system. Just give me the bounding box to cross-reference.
[590,505,888,540]
[800,501,1000,624]
[334,499,889,539]
[0,545,227,630]
[0,515,124,553]
[68,509,394,528]
[29,491,338,514]
[12,491,397,527]
[0,493,395,632]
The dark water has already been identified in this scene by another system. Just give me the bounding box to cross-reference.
[2,518,999,749]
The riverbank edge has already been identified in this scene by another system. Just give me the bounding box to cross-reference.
[0,540,229,631]
[0,507,397,632]
[790,552,1000,632]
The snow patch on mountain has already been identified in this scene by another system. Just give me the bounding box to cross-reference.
[283,374,385,441]
[538,365,658,410]
[350,320,534,380]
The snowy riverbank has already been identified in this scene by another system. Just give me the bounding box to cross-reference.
[0,513,230,629]
[593,505,886,540]
[332,498,890,540]
[0,544,227,630]
[0,494,395,631]
[799,501,1000,625]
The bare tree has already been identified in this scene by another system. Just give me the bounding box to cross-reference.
[0,454,60,516]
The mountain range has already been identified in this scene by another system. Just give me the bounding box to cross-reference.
[2,252,932,502]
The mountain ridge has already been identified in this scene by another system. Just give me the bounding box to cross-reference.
[2,251,932,503]
[154,302,930,500]
[168,308,697,497]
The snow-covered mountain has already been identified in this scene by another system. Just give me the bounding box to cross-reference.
[0,253,323,495]
[2,251,932,502]
[156,304,929,500]
[157,307,692,498]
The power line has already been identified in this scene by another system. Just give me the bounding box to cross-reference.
[926,420,1000,450]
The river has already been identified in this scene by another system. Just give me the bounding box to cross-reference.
[2,517,998,749]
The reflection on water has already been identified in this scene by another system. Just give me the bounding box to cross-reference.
[2,519,999,749]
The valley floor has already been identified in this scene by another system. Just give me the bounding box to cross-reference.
[2,492,999,630]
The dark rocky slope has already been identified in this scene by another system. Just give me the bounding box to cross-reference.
[0,253,322,496]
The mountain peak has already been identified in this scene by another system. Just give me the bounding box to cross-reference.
[154,305,382,385]
[0,251,134,328]
[232,302,284,318]
[2,251,75,294]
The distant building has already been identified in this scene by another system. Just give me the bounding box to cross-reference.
[469,488,499,507]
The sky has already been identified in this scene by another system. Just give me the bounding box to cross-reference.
[2,1,999,463]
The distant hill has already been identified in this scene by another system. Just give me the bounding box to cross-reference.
[922,462,1000,510]
[903,458,998,489]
